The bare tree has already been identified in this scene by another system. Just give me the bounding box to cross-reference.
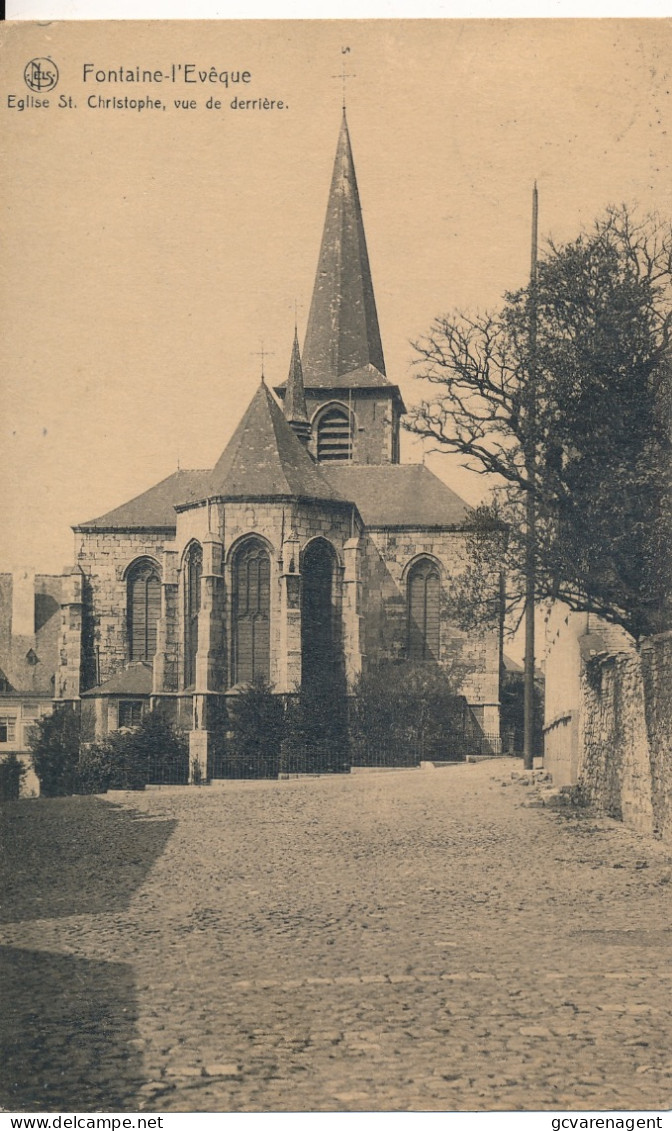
[406,206,672,642]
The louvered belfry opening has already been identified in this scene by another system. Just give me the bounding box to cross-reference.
[316,407,352,462]
[127,560,161,662]
[407,558,441,661]
[232,539,271,686]
[301,539,338,688]
[184,542,203,688]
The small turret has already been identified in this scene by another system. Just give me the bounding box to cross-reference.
[284,327,311,445]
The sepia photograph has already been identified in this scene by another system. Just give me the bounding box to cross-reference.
[0,17,671,1118]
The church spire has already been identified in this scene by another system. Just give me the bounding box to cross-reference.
[284,325,311,444]
[302,110,387,386]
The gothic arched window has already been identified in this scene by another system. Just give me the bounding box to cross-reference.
[316,406,352,462]
[232,540,271,685]
[407,558,441,661]
[301,538,339,689]
[127,560,161,662]
[184,542,203,688]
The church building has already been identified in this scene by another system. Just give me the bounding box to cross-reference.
[51,112,500,779]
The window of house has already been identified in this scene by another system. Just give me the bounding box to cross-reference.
[232,540,271,685]
[118,700,144,728]
[184,543,203,688]
[127,560,161,662]
[0,716,17,744]
[407,558,441,661]
[316,407,352,462]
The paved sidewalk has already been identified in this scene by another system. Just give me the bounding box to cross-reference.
[2,759,671,1112]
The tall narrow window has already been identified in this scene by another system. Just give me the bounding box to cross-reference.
[184,543,203,688]
[301,539,339,689]
[127,561,161,662]
[316,407,352,462]
[407,558,441,661]
[232,540,271,685]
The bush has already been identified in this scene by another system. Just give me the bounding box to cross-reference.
[350,661,471,765]
[224,679,284,778]
[28,706,81,797]
[76,711,189,793]
[76,742,112,794]
[0,753,27,801]
[282,672,350,774]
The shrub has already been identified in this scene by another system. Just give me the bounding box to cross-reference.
[0,753,27,801]
[350,661,471,765]
[135,711,189,786]
[76,742,112,794]
[224,678,284,778]
[76,711,189,793]
[28,706,81,797]
[282,671,350,774]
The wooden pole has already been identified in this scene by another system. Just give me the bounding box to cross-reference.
[523,182,538,771]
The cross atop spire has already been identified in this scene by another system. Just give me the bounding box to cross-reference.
[332,47,356,111]
[251,342,273,381]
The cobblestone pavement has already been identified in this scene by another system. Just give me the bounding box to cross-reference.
[2,759,672,1113]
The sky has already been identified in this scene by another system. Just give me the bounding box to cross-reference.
[1,19,671,577]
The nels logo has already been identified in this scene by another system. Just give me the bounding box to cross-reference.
[24,58,59,93]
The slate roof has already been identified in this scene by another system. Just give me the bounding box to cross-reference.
[75,469,211,531]
[208,381,344,504]
[322,464,472,528]
[301,111,390,390]
[81,661,153,697]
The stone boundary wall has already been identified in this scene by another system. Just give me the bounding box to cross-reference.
[641,632,672,842]
[577,631,672,841]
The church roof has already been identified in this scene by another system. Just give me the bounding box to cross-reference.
[300,111,390,392]
[322,464,472,528]
[208,381,344,503]
[81,661,153,697]
[74,469,211,531]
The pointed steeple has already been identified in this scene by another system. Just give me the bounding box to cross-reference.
[284,327,311,444]
[302,111,387,387]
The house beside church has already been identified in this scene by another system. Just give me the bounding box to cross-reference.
[3,112,501,785]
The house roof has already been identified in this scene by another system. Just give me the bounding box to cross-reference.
[74,469,211,531]
[322,464,472,528]
[81,661,153,698]
[208,381,344,504]
[301,111,389,391]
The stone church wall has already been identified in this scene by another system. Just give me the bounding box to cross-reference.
[361,528,500,732]
[74,530,171,689]
[173,499,355,695]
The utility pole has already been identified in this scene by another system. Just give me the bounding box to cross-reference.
[523,182,539,771]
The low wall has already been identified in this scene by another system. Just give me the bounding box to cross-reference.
[543,711,578,787]
[577,632,672,841]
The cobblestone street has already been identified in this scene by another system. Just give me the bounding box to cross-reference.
[2,759,672,1113]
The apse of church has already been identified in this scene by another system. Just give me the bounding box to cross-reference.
[63,111,500,779]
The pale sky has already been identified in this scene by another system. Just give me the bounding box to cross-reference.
[1,19,670,576]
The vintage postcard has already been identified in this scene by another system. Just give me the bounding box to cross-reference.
[1,18,670,1120]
